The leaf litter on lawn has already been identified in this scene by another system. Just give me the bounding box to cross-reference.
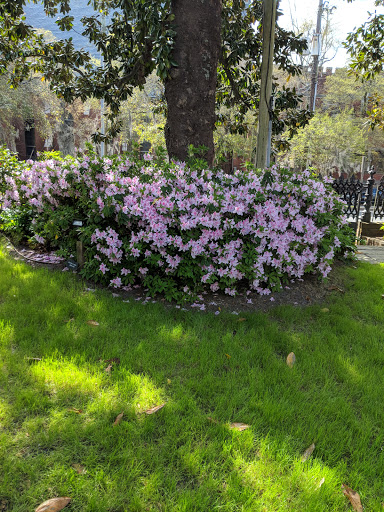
[144,403,166,415]
[301,443,315,462]
[342,484,363,512]
[35,497,71,512]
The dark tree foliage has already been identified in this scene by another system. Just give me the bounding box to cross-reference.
[344,0,384,79]
[344,0,384,131]
[0,0,311,163]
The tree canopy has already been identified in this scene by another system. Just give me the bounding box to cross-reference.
[0,0,311,163]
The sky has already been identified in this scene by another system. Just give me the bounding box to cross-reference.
[278,0,384,68]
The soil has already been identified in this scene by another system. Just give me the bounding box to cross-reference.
[3,242,348,314]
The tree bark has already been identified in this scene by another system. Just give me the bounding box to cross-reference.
[165,0,222,166]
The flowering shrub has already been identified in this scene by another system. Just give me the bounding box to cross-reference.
[1,149,354,301]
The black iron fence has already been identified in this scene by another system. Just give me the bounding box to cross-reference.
[331,170,384,222]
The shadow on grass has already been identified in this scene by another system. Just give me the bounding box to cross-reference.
[0,249,384,511]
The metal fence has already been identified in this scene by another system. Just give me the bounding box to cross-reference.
[332,170,384,222]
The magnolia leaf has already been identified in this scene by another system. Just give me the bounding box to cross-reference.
[87,320,99,326]
[286,352,296,368]
[342,484,363,512]
[328,285,345,293]
[145,403,166,415]
[35,497,71,512]
[113,412,124,425]
[318,477,325,489]
[301,442,315,461]
[72,463,86,474]
[229,422,250,431]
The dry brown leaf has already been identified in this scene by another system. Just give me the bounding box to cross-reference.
[35,497,71,512]
[72,463,86,474]
[286,352,296,368]
[320,308,329,313]
[207,416,219,424]
[328,285,345,293]
[301,442,315,462]
[104,364,113,373]
[238,318,246,322]
[145,403,166,415]
[229,422,250,431]
[113,412,124,426]
[342,484,363,512]
[86,320,99,326]
[318,477,325,489]
[67,408,83,414]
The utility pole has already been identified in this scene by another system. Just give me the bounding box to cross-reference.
[309,0,323,111]
[100,12,106,157]
[255,0,277,169]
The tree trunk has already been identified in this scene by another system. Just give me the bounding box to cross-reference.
[164,0,222,166]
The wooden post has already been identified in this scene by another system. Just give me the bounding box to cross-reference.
[255,0,277,169]
[76,241,85,268]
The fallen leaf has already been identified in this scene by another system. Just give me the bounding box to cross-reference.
[113,412,124,425]
[229,422,250,431]
[67,408,83,414]
[318,477,325,489]
[145,403,166,415]
[238,318,246,322]
[167,379,171,384]
[86,320,99,326]
[328,285,345,293]
[342,484,363,512]
[35,497,71,512]
[382,295,384,300]
[72,463,86,474]
[207,416,219,424]
[25,432,30,437]
[104,364,113,373]
[286,352,296,368]
[225,353,231,359]
[0,500,8,511]
[301,442,315,461]
[320,308,329,313]
[25,357,42,362]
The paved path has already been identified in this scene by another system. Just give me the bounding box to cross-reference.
[356,246,384,264]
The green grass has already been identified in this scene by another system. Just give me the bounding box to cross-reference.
[0,243,384,511]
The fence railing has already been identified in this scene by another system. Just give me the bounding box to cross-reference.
[332,170,384,222]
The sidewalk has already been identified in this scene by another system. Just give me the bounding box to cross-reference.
[356,246,384,264]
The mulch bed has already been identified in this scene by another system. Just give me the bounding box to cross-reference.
[3,241,347,314]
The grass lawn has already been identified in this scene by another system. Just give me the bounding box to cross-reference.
[0,242,384,511]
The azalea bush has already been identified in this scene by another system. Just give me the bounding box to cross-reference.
[1,148,354,301]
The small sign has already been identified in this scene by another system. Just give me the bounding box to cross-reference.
[67,259,78,271]
[73,220,83,227]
